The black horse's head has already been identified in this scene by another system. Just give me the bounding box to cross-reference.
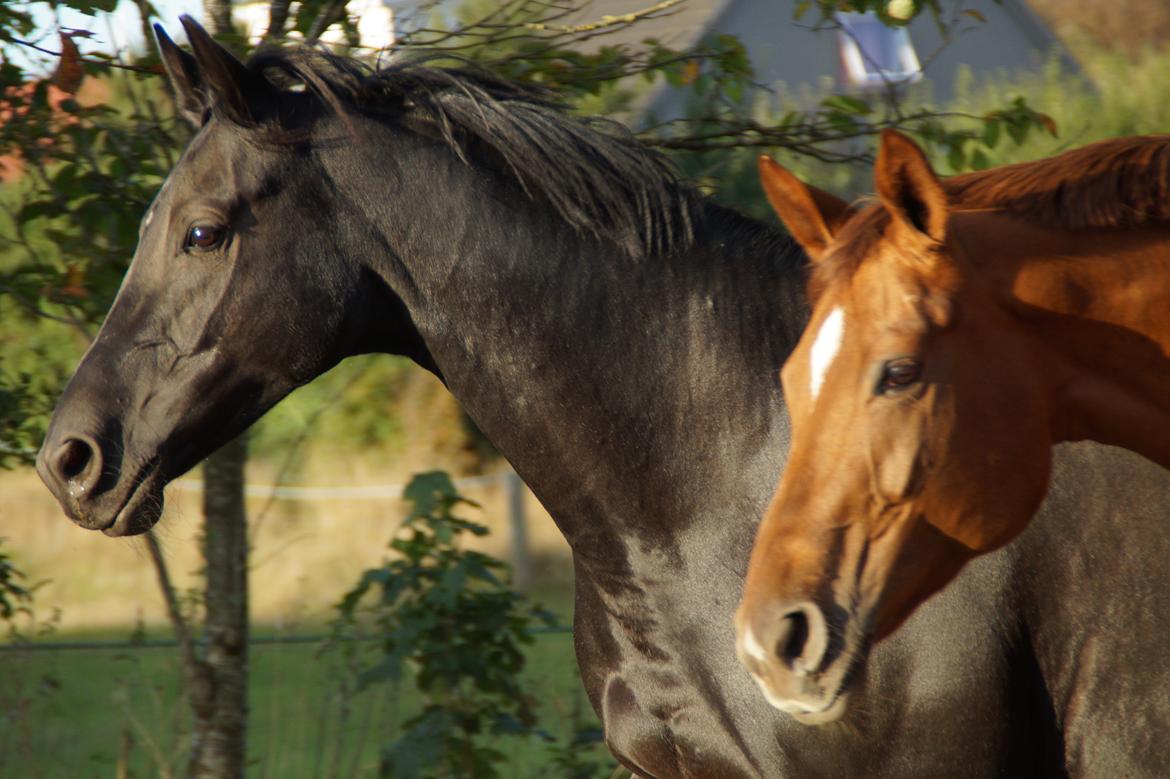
[37,18,400,536]
[38,14,697,537]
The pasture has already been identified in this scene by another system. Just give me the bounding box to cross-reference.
[2,463,604,778]
[2,624,605,778]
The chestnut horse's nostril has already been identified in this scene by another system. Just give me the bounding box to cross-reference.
[777,603,829,675]
[779,610,809,665]
[51,437,102,496]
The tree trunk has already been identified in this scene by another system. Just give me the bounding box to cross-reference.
[190,434,250,779]
[203,0,233,38]
[506,470,531,591]
[186,12,249,778]
[265,0,293,41]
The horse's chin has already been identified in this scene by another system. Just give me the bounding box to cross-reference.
[103,497,163,537]
[100,468,166,537]
[788,692,852,725]
[744,635,867,726]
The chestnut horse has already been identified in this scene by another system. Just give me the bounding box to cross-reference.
[736,129,1170,722]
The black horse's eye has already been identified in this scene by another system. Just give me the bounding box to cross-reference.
[877,358,922,394]
[186,224,226,251]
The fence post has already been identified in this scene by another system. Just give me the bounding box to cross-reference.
[505,470,532,591]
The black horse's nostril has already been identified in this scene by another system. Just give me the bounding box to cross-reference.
[50,437,102,495]
[57,439,91,479]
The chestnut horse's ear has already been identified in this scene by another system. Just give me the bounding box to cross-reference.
[758,155,852,263]
[155,23,207,126]
[875,129,947,244]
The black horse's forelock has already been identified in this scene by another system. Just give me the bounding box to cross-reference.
[243,46,701,259]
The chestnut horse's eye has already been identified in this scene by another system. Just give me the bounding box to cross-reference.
[877,358,922,394]
[186,224,226,251]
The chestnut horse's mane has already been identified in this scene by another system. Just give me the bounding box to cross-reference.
[812,135,1170,296]
[947,134,1170,229]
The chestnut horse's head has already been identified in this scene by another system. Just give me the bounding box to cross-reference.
[734,131,1054,723]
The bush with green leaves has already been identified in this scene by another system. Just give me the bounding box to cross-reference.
[329,471,576,779]
[0,541,36,640]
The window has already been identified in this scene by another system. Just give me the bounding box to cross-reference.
[836,11,921,89]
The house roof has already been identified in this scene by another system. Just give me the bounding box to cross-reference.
[558,0,1075,119]
[567,0,1064,57]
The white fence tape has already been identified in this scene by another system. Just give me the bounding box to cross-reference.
[169,472,510,501]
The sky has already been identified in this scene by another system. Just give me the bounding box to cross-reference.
[16,0,421,72]
[11,0,202,73]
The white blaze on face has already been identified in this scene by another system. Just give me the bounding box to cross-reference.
[809,307,845,400]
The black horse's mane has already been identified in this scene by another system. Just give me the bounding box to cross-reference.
[246,47,702,258]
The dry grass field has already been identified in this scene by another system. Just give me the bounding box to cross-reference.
[2,449,573,634]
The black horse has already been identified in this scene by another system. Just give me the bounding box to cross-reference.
[37,18,1169,777]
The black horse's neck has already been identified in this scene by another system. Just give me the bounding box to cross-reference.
[316,127,829,776]
[322,122,807,570]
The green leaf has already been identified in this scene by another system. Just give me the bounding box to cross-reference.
[821,94,872,116]
[981,118,1001,149]
[1005,120,1028,145]
[402,470,459,518]
[947,144,965,171]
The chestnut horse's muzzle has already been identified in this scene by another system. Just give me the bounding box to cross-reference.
[734,599,857,724]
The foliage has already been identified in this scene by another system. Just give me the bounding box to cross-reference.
[0,540,35,634]
[397,0,755,107]
[391,0,1055,168]
[794,0,993,29]
[676,35,1170,222]
[0,75,179,322]
[0,1,117,47]
[0,359,62,467]
[0,538,57,663]
[329,471,569,779]
[0,539,62,779]
[0,23,187,466]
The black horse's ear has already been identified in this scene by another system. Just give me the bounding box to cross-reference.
[155,23,208,126]
[176,15,274,127]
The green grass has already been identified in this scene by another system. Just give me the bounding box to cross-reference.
[0,621,612,779]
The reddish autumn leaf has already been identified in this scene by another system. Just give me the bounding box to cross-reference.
[59,264,89,299]
[53,33,85,95]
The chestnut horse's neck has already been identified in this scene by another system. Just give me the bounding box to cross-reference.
[956,210,1170,467]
